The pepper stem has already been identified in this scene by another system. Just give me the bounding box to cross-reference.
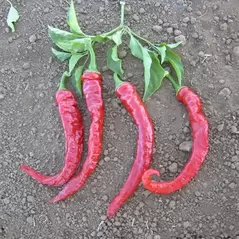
[113,73,123,89]
[120,1,125,26]
[166,73,181,94]
[87,41,98,72]
[58,71,69,90]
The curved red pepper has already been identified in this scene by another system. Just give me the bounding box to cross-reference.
[107,82,154,217]
[142,87,209,194]
[20,90,84,186]
[49,72,104,202]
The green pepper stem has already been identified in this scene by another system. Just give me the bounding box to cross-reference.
[59,71,69,90]
[120,1,125,26]
[166,74,181,93]
[87,42,98,72]
[113,73,123,89]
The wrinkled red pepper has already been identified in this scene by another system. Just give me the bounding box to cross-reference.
[50,71,104,202]
[21,89,84,186]
[142,87,209,194]
[107,82,154,217]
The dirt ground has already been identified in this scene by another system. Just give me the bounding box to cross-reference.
[1,0,239,238]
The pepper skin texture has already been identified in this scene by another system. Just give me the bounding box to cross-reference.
[107,82,154,217]
[20,90,84,186]
[142,87,209,194]
[49,72,104,203]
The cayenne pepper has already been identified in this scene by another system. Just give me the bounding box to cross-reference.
[49,71,104,203]
[142,86,209,194]
[107,80,154,217]
[20,73,84,186]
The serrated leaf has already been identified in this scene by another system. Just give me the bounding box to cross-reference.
[165,50,184,86]
[143,51,166,101]
[51,48,71,61]
[7,2,19,32]
[72,65,84,96]
[48,26,80,43]
[107,45,124,77]
[110,30,122,46]
[67,0,83,34]
[156,46,166,64]
[129,35,143,60]
[69,53,86,74]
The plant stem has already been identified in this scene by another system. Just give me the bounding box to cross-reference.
[59,71,69,90]
[120,1,125,26]
[87,42,98,72]
[113,73,123,89]
[127,28,157,50]
[102,25,123,37]
[166,74,181,93]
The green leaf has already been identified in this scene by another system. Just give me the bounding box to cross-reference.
[129,35,143,60]
[166,41,182,49]
[143,51,166,101]
[54,39,87,53]
[156,46,166,64]
[72,65,84,96]
[165,50,184,86]
[69,53,86,74]
[67,0,83,34]
[110,30,122,46]
[92,35,108,43]
[7,1,19,32]
[48,26,80,43]
[141,47,152,101]
[107,45,124,77]
[51,48,71,61]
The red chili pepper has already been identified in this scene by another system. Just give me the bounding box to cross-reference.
[49,71,104,203]
[20,89,84,186]
[142,87,209,194]
[106,82,154,217]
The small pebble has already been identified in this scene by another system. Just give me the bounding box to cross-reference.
[154,236,161,239]
[27,216,34,225]
[231,126,238,133]
[167,27,173,34]
[27,196,34,202]
[192,32,199,39]
[182,17,190,23]
[183,221,190,228]
[174,30,182,36]
[169,200,176,209]
[217,124,224,131]
[139,8,146,14]
[23,62,30,70]
[228,182,236,189]
[169,162,178,173]
[220,23,228,31]
[175,35,186,45]
[218,87,231,97]
[179,141,192,152]
[119,50,127,58]
[102,195,108,202]
[29,34,37,43]
[190,17,197,24]
[133,14,140,22]
[152,25,163,33]
[232,46,239,57]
